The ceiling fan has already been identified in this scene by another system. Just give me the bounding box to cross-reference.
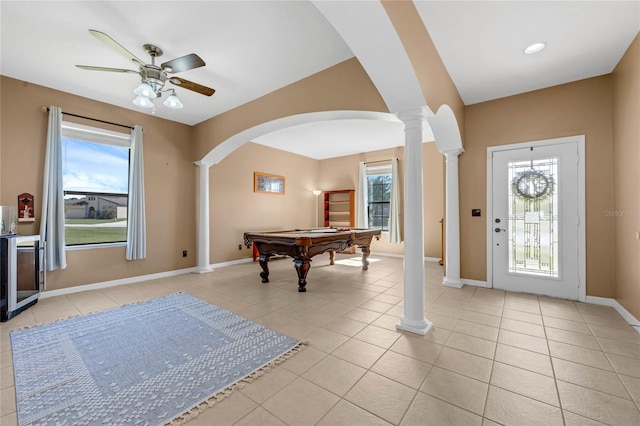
[76,29,215,110]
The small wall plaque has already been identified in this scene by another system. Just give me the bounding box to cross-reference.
[18,193,35,222]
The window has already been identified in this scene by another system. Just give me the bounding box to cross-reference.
[367,164,392,231]
[61,122,131,246]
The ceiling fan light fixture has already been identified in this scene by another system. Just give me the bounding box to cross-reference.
[524,42,546,55]
[133,82,157,98]
[77,30,215,113]
[163,92,183,109]
[133,95,153,108]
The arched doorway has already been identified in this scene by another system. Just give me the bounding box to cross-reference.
[194,110,407,274]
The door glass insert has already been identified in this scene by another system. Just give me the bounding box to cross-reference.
[507,157,558,277]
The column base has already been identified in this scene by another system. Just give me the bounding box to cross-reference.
[442,277,464,288]
[396,316,433,336]
[193,266,214,274]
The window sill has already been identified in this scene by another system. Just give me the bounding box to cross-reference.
[65,242,126,251]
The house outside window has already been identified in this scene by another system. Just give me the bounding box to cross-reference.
[61,121,131,246]
[366,163,392,231]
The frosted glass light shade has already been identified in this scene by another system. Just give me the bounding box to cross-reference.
[133,95,153,108]
[163,93,183,109]
[133,82,157,98]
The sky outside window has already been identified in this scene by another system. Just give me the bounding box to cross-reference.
[62,138,129,194]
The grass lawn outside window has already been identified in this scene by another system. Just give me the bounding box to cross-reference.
[65,219,127,245]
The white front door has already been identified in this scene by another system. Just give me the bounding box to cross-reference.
[489,137,584,300]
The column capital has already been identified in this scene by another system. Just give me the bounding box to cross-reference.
[396,106,428,129]
[194,160,212,168]
[443,148,464,160]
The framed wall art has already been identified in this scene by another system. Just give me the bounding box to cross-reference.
[254,172,285,195]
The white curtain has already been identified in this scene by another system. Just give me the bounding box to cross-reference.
[389,157,402,243]
[40,106,67,271]
[126,125,146,260]
[356,161,368,228]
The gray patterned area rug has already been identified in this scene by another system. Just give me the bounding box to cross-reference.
[10,292,301,425]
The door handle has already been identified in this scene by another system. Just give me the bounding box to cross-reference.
[495,228,506,233]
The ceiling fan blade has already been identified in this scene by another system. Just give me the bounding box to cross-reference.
[89,29,146,66]
[161,54,205,73]
[169,77,215,96]
[76,65,140,74]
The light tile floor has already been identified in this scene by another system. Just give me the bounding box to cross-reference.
[1,255,639,425]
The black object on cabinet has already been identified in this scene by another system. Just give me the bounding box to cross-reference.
[1,235,42,321]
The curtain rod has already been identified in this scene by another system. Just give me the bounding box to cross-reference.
[365,159,392,165]
[42,106,133,130]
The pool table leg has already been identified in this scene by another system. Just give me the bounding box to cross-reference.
[361,245,371,270]
[293,258,311,292]
[258,254,271,283]
[329,251,335,265]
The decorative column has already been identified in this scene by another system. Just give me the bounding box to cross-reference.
[396,108,432,336]
[442,150,463,288]
[195,161,213,274]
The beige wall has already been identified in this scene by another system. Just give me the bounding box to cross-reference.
[209,142,320,263]
[612,33,640,319]
[463,76,615,298]
[0,76,197,290]
[318,143,444,258]
[193,58,388,162]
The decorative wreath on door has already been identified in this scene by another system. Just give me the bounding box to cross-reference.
[512,170,554,200]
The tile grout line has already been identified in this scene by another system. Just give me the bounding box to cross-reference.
[480,290,506,425]
[539,297,567,425]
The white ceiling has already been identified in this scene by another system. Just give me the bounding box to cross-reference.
[255,118,436,160]
[415,1,640,105]
[0,1,353,126]
[1,1,638,160]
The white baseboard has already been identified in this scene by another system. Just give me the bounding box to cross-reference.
[370,252,403,259]
[585,296,640,333]
[370,252,441,263]
[41,266,198,298]
[461,279,489,288]
[41,258,258,299]
[209,257,254,268]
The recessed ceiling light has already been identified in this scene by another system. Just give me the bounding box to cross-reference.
[524,42,546,55]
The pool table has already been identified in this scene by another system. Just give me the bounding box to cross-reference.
[243,228,381,292]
